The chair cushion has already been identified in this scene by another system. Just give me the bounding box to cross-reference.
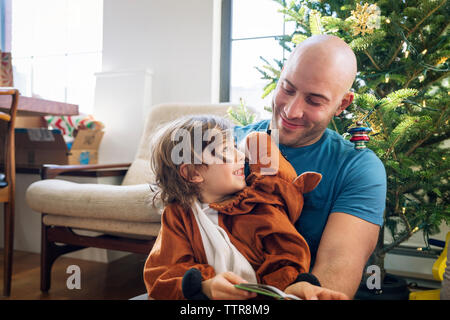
[122,158,155,186]
[26,179,163,223]
[43,214,161,238]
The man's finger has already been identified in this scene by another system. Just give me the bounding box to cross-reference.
[317,289,349,300]
[336,292,349,300]
[304,286,319,300]
[326,289,349,300]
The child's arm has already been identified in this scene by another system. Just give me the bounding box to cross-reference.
[251,205,313,291]
[143,206,216,300]
[256,226,348,300]
[257,232,311,290]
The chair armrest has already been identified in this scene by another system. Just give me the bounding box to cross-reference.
[41,163,132,180]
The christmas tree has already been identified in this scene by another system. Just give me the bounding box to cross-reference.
[230,0,450,283]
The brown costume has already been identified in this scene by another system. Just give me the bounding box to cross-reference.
[144,132,322,299]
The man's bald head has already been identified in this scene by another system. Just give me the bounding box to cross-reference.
[271,35,358,147]
[283,35,357,92]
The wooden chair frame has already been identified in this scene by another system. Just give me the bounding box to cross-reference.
[0,88,19,296]
[38,163,156,292]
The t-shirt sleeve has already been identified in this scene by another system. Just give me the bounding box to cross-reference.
[233,120,271,145]
[233,125,247,144]
[331,150,387,226]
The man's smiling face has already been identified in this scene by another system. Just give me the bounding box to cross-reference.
[271,35,357,148]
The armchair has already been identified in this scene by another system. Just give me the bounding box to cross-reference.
[25,103,236,292]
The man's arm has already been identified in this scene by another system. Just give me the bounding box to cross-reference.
[285,212,379,299]
[311,212,380,298]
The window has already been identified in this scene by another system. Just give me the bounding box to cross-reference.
[225,0,294,117]
[11,0,103,114]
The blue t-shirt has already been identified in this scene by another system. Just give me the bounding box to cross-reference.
[234,120,386,265]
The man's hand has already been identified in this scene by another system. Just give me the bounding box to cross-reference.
[285,281,349,300]
[202,272,257,300]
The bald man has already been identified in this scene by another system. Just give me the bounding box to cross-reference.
[234,35,386,299]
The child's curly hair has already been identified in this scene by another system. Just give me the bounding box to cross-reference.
[150,115,233,210]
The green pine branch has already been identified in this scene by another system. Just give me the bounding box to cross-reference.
[226,99,257,126]
[256,0,450,256]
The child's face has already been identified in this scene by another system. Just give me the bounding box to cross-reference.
[198,138,246,203]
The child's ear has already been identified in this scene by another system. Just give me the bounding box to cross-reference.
[179,164,204,183]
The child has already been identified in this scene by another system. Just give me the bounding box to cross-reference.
[144,115,347,300]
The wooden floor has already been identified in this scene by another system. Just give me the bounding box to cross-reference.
[0,249,148,300]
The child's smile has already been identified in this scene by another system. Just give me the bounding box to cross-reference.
[199,139,246,203]
[232,167,245,177]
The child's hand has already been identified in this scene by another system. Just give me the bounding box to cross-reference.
[202,272,257,300]
[285,281,349,300]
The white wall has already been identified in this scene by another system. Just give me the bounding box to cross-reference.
[94,0,220,163]
[102,0,216,105]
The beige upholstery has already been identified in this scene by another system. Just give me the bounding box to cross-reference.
[26,103,240,238]
[121,103,240,186]
[27,180,160,222]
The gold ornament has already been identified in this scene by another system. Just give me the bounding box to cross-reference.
[355,115,382,139]
[367,121,382,138]
[436,56,448,65]
[350,3,381,36]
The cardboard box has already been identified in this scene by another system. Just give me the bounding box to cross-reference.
[0,126,104,169]
[67,129,104,165]
[13,128,68,169]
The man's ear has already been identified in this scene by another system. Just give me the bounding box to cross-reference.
[179,164,204,183]
[335,91,354,116]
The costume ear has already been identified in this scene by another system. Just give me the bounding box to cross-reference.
[293,172,322,193]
